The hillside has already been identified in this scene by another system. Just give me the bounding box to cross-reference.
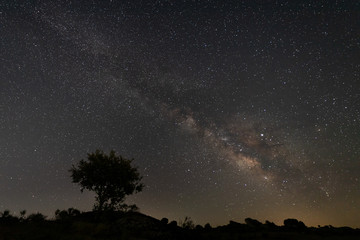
[0,210,359,240]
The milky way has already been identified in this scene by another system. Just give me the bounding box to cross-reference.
[1,1,359,227]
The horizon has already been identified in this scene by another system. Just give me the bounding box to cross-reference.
[3,203,360,229]
[2,207,360,229]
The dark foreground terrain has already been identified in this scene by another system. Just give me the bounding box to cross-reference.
[0,210,359,240]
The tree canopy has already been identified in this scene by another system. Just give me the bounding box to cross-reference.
[70,149,144,211]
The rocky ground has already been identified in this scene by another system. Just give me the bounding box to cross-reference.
[0,211,359,240]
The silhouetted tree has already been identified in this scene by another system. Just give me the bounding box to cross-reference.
[284,218,306,230]
[180,216,195,229]
[55,208,81,220]
[245,218,262,228]
[195,224,203,230]
[27,213,46,222]
[0,210,18,223]
[70,149,144,211]
[204,223,212,230]
[20,210,26,217]
[1,210,10,218]
[19,210,26,222]
[265,220,278,229]
[160,217,169,225]
[169,220,178,229]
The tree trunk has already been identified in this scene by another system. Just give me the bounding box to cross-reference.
[97,188,106,211]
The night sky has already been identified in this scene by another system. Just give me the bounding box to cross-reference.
[1,0,360,228]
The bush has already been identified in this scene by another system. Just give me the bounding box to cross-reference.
[180,216,195,229]
[27,213,46,222]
